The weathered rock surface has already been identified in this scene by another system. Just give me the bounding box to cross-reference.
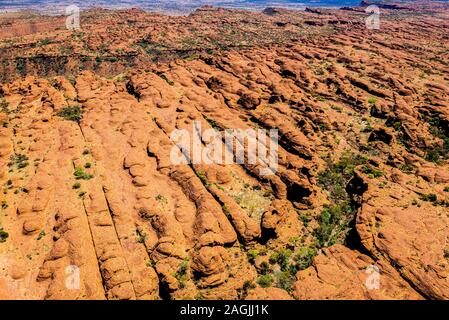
[0,3,448,300]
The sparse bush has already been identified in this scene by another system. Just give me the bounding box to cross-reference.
[269,249,292,271]
[84,162,92,168]
[72,182,81,189]
[221,204,231,218]
[423,115,449,164]
[420,193,437,203]
[247,249,259,264]
[136,230,146,244]
[317,152,368,203]
[299,214,311,227]
[293,247,317,271]
[16,58,26,74]
[174,258,190,288]
[8,154,29,170]
[314,203,354,248]
[204,116,219,130]
[425,144,449,164]
[156,72,174,86]
[146,259,156,268]
[368,97,377,105]
[0,99,9,113]
[40,38,51,46]
[387,120,402,132]
[361,124,373,133]
[399,163,414,173]
[242,280,256,295]
[331,105,342,112]
[257,275,273,288]
[0,229,8,243]
[259,261,270,275]
[444,186,449,192]
[274,271,294,293]
[361,165,384,178]
[419,193,449,207]
[57,106,83,122]
[36,230,46,241]
[74,167,93,180]
[155,194,168,204]
[314,152,368,248]
[195,170,208,186]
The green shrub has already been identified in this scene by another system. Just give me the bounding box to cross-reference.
[259,261,270,275]
[136,230,146,243]
[361,165,384,178]
[0,99,9,113]
[36,230,46,240]
[314,203,354,248]
[399,163,414,173]
[299,214,311,227]
[157,73,174,86]
[16,58,26,74]
[8,154,29,169]
[242,280,256,294]
[155,194,168,204]
[174,258,190,288]
[315,152,366,248]
[293,247,317,271]
[0,229,8,243]
[361,124,373,133]
[420,193,437,202]
[317,152,368,203]
[221,204,231,218]
[392,121,402,132]
[204,116,219,130]
[444,186,449,192]
[425,144,449,164]
[368,97,377,104]
[331,105,342,112]
[268,249,292,272]
[424,115,449,164]
[195,170,209,186]
[40,38,52,46]
[257,275,273,288]
[275,271,294,293]
[72,182,81,189]
[57,106,83,122]
[146,258,156,268]
[84,162,92,168]
[74,167,93,180]
[247,249,259,264]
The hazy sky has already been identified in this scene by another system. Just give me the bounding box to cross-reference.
[0,0,363,13]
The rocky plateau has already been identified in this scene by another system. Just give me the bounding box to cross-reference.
[0,2,448,300]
